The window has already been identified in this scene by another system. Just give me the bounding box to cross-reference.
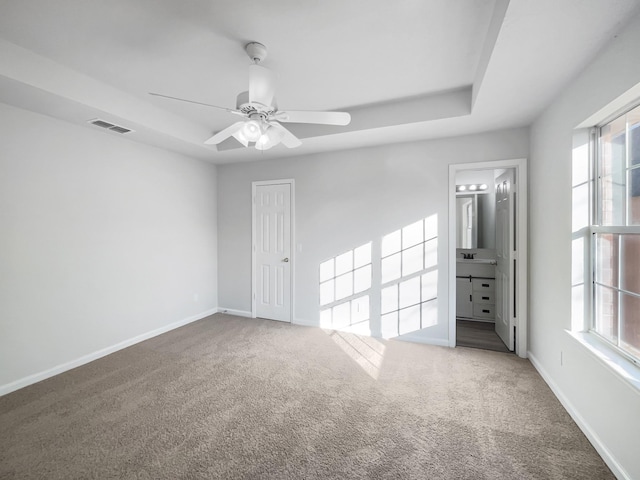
[592,103,640,363]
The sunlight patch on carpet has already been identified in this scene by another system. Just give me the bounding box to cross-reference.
[326,330,386,379]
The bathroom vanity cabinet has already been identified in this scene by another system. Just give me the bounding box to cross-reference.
[456,260,496,322]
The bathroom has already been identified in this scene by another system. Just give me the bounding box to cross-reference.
[455,168,514,352]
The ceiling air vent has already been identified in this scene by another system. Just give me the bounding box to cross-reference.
[108,125,132,134]
[88,119,134,134]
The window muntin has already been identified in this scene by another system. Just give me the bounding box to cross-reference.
[593,103,640,364]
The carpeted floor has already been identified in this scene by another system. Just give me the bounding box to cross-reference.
[0,313,612,479]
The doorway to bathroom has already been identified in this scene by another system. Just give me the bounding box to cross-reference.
[448,159,528,357]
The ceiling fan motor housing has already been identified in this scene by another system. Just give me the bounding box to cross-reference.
[236,91,276,118]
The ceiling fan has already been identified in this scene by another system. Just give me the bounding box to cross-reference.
[149,42,351,151]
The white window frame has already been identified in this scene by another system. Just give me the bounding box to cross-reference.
[588,104,640,367]
[570,84,640,394]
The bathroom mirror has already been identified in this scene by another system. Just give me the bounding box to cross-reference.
[456,193,495,249]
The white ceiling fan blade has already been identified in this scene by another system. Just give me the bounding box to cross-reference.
[249,64,276,107]
[274,110,351,126]
[232,129,249,147]
[204,121,245,145]
[268,121,302,148]
[149,92,242,116]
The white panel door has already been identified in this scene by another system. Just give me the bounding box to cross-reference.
[254,183,291,322]
[495,170,516,351]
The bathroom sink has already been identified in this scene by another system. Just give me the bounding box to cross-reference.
[457,259,496,278]
[456,258,497,265]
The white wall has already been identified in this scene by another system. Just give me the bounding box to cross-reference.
[217,128,528,345]
[529,12,640,480]
[0,103,218,392]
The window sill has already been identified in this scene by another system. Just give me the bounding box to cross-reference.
[566,330,640,394]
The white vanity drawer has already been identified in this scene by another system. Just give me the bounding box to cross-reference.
[472,278,495,292]
[473,304,495,319]
[474,292,495,304]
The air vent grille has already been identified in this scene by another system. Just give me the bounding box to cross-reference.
[91,120,114,128]
[88,119,134,134]
[109,126,132,134]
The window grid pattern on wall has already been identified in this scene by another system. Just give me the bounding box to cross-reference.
[319,243,372,329]
[380,217,438,337]
[592,102,640,364]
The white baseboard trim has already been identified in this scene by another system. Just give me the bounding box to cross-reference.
[217,307,252,318]
[528,351,630,480]
[395,334,450,347]
[292,317,317,327]
[293,318,450,348]
[0,308,218,397]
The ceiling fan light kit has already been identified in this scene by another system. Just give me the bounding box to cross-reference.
[241,118,263,142]
[149,42,351,151]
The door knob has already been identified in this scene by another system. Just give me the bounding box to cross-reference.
[282,257,289,262]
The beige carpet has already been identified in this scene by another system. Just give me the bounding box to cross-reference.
[0,313,612,479]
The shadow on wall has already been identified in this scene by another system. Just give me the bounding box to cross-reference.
[319,215,438,339]
[319,241,372,333]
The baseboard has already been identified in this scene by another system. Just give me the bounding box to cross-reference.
[0,308,218,397]
[395,334,450,347]
[528,351,630,480]
[293,317,317,327]
[292,318,450,348]
[217,307,252,318]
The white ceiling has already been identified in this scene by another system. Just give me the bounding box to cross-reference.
[0,0,638,164]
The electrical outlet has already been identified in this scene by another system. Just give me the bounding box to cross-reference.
[193,293,199,302]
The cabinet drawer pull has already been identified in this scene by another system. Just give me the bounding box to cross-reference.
[482,309,490,313]
[482,296,490,300]
[482,283,490,287]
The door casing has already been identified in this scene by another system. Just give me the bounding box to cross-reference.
[448,159,528,358]
[251,179,295,322]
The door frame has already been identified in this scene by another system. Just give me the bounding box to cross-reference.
[251,179,295,322]
[448,159,528,358]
